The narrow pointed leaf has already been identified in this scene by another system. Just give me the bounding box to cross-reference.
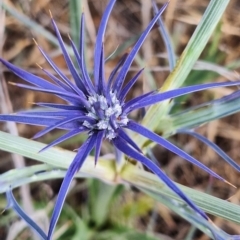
[40,128,87,152]
[123,91,156,111]
[18,110,84,117]
[107,53,128,92]
[11,82,90,106]
[47,134,96,240]
[50,17,86,95]
[35,103,81,110]
[124,81,240,113]
[34,43,86,97]
[33,115,94,139]
[113,2,168,93]
[126,121,227,182]
[0,59,61,91]
[113,136,208,220]
[117,128,142,152]
[40,67,72,92]
[119,68,144,101]
[94,0,116,87]
[95,131,105,165]
[6,190,47,240]
[98,45,107,95]
[179,130,240,172]
[79,14,95,94]
[68,38,88,92]
[0,115,77,129]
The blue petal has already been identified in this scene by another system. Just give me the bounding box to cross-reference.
[0,114,77,129]
[32,115,94,139]
[68,37,88,93]
[79,14,96,94]
[107,53,128,92]
[39,127,87,152]
[35,102,82,110]
[124,81,240,113]
[18,110,84,117]
[179,130,240,172]
[95,131,105,165]
[112,2,169,94]
[119,68,144,101]
[122,91,156,109]
[126,121,227,182]
[50,16,87,96]
[94,0,116,88]
[0,58,61,91]
[98,44,107,96]
[11,82,90,107]
[66,38,88,94]
[6,190,47,239]
[117,128,142,152]
[112,136,208,220]
[34,41,86,98]
[47,134,97,240]
[109,115,118,130]
[40,66,73,92]
[92,102,106,119]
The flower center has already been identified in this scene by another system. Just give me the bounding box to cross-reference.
[83,92,128,139]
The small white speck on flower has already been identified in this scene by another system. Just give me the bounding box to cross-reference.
[87,112,97,119]
[105,107,115,117]
[106,130,116,140]
[90,107,96,114]
[83,120,92,129]
[97,120,108,129]
[98,95,108,110]
[88,95,97,104]
[110,91,117,104]
[119,116,129,125]
[114,104,122,116]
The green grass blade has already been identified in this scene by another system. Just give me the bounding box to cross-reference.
[0,131,116,184]
[161,0,230,91]
[69,0,83,46]
[138,0,230,147]
[121,165,240,224]
[1,131,240,225]
[163,91,240,135]
[87,179,118,227]
[140,188,233,239]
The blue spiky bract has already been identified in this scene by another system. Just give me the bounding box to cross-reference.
[1,0,240,239]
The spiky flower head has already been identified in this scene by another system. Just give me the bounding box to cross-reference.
[1,0,240,239]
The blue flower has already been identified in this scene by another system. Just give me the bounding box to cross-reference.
[1,0,240,239]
